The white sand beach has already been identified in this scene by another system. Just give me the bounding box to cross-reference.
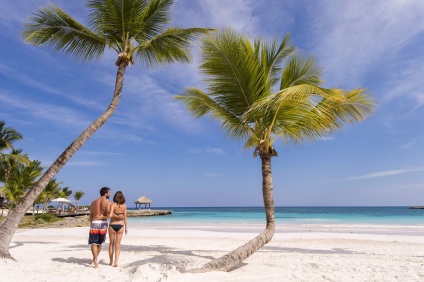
[2,223,424,281]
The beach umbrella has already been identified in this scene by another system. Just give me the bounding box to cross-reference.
[50,197,71,203]
[134,196,152,210]
[49,198,74,211]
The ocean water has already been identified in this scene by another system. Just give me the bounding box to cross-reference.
[127,206,424,225]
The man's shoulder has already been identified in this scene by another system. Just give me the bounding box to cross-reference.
[100,198,111,206]
[91,197,101,204]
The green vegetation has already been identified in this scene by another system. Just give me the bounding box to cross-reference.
[0,120,76,214]
[14,215,62,228]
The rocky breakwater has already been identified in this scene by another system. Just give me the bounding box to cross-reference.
[126,209,172,217]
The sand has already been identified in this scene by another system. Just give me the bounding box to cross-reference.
[2,222,424,281]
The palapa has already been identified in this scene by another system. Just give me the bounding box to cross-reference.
[134,196,152,210]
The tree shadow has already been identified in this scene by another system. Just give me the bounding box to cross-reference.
[10,241,55,249]
[51,257,93,267]
[121,244,215,259]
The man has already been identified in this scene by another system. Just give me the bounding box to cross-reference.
[88,187,111,268]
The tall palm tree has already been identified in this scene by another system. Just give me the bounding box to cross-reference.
[176,29,376,272]
[73,191,85,209]
[0,0,211,260]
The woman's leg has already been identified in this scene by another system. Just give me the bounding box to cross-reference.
[108,226,116,266]
[113,226,125,267]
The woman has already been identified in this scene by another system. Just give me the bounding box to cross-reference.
[108,191,128,267]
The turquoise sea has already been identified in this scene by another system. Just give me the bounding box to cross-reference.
[127,206,424,225]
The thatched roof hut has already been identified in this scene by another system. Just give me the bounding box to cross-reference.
[134,196,152,210]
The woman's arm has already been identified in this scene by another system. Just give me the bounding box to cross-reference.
[124,205,128,235]
[108,204,115,218]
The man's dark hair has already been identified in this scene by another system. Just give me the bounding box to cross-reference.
[100,187,110,196]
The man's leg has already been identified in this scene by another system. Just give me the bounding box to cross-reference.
[91,244,100,268]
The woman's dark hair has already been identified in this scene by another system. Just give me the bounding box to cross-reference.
[113,191,125,205]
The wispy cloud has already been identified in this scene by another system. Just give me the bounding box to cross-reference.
[305,0,424,132]
[204,172,223,178]
[310,1,424,86]
[78,151,125,156]
[348,167,424,180]
[67,161,106,167]
[319,136,335,141]
[188,148,225,155]
[0,63,105,110]
[0,90,90,128]
[109,71,205,133]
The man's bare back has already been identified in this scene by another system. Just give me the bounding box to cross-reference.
[90,197,111,221]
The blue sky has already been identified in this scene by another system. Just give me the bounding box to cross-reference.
[1,0,424,207]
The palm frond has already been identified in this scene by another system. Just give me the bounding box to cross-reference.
[88,0,171,46]
[0,121,23,151]
[258,34,296,87]
[280,55,323,89]
[246,86,376,145]
[133,0,175,41]
[176,88,252,141]
[22,3,107,61]
[134,27,211,66]
[200,29,269,116]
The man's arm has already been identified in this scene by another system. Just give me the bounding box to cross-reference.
[89,203,94,222]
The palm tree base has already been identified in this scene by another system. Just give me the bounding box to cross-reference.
[0,250,15,261]
[185,223,275,273]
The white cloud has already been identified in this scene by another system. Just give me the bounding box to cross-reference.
[111,71,205,133]
[188,148,225,155]
[199,0,260,35]
[348,167,424,180]
[311,0,424,87]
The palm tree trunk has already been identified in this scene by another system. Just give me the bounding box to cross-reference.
[189,153,275,272]
[0,61,128,260]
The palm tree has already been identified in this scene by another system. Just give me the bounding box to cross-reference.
[59,187,72,199]
[176,29,376,272]
[0,122,30,185]
[40,179,62,214]
[0,0,211,260]
[1,160,43,211]
[73,191,85,209]
[0,121,23,152]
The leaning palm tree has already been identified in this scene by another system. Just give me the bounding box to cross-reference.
[0,0,211,260]
[176,29,376,272]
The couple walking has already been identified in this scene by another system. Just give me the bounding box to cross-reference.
[88,187,128,268]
